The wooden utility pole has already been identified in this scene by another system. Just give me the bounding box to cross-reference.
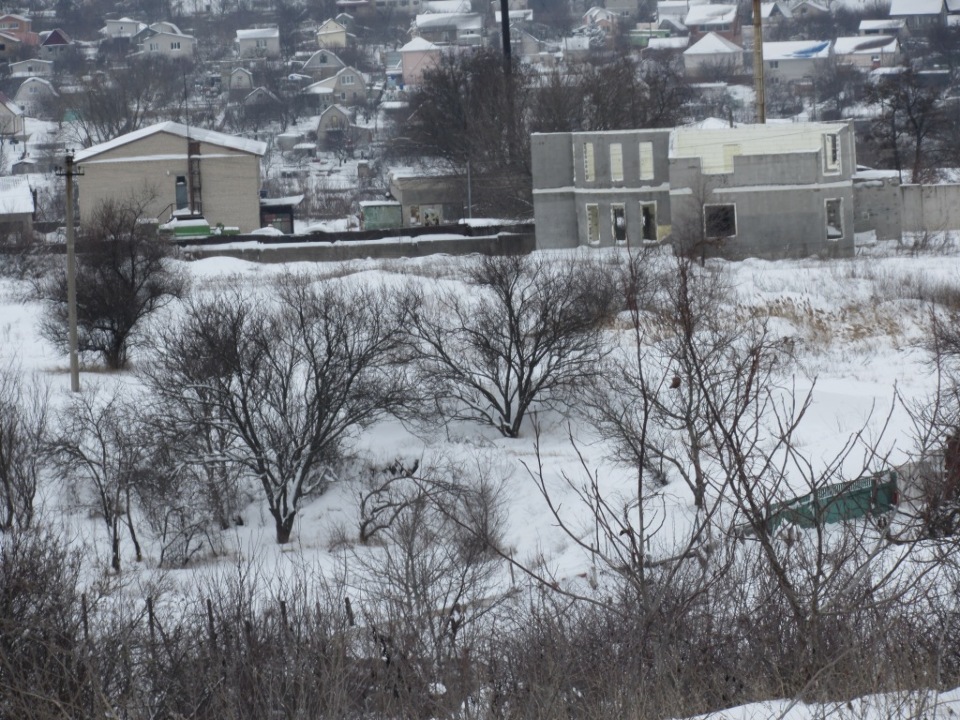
[55,152,83,392]
[752,0,765,123]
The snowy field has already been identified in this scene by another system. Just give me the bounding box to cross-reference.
[6,241,960,717]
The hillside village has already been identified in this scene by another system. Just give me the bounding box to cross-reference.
[0,0,955,257]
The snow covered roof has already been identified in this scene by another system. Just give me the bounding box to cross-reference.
[760,2,791,19]
[237,27,279,40]
[833,36,898,55]
[763,40,831,61]
[0,176,34,215]
[421,0,471,12]
[684,4,737,26]
[0,92,23,116]
[648,36,689,49]
[414,12,482,30]
[400,36,440,52]
[685,31,741,55]
[495,9,533,22]
[859,19,906,31]
[75,121,267,162]
[889,0,943,15]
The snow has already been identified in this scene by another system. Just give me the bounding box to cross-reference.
[236,27,279,39]
[684,32,742,55]
[763,40,831,61]
[889,0,944,16]
[0,176,34,215]
[399,36,441,52]
[683,3,737,26]
[833,36,898,56]
[74,121,267,162]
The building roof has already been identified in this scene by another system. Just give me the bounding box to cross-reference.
[414,12,482,30]
[649,36,689,49]
[422,0,471,11]
[889,0,943,15]
[684,4,737,26]
[833,35,898,55]
[0,176,34,215]
[400,36,440,51]
[0,92,23,116]
[859,18,906,31]
[75,121,267,162]
[684,31,741,54]
[760,2,791,19]
[236,27,279,40]
[763,40,830,61]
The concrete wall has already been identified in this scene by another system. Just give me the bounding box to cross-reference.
[389,175,467,226]
[184,232,535,263]
[901,184,960,234]
[853,175,902,240]
[531,129,672,249]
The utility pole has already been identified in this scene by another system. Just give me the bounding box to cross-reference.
[55,152,83,393]
[752,0,765,124]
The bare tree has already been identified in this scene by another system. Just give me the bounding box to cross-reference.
[38,195,189,370]
[401,253,619,439]
[51,387,148,573]
[0,366,50,532]
[146,275,409,544]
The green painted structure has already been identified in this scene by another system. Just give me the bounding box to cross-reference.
[740,470,900,537]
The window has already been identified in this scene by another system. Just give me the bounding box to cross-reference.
[170,41,181,50]
[256,38,268,48]
[823,133,840,172]
[611,204,626,243]
[704,203,737,238]
[825,198,843,239]
[341,74,355,85]
[640,201,657,241]
[638,142,654,181]
[768,60,779,69]
[586,204,600,244]
[583,142,595,182]
[610,143,623,182]
[149,42,159,51]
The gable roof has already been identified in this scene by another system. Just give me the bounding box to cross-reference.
[684,4,737,26]
[400,36,440,51]
[303,48,346,68]
[833,35,898,55]
[685,31,741,54]
[860,18,906,31]
[0,92,23,116]
[237,27,279,40]
[0,176,34,215]
[763,40,830,61]
[74,121,266,162]
[760,2,791,19]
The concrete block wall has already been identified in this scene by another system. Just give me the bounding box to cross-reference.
[853,176,902,241]
[901,184,960,234]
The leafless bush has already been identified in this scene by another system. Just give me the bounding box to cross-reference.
[0,365,50,532]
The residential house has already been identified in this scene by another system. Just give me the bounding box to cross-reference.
[582,6,620,33]
[762,40,831,82]
[399,36,442,86]
[100,17,145,38]
[9,58,53,78]
[237,27,281,58]
[14,77,58,117]
[316,104,371,151]
[316,18,348,48]
[531,121,857,259]
[532,128,673,248]
[302,48,346,80]
[0,93,24,137]
[833,35,899,70]
[657,0,694,25]
[38,29,72,59]
[759,1,791,25]
[303,66,367,110]
[413,12,484,46]
[683,32,743,78]
[0,176,34,239]
[140,30,196,58]
[73,121,267,233]
[227,66,254,92]
[0,14,37,45]
[791,1,829,18]
[889,0,946,29]
[859,18,907,37]
[684,4,739,42]
[0,32,25,59]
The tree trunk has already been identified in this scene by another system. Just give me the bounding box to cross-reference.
[275,512,295,544]
[111,529,122,573]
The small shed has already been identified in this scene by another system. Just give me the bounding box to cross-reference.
[359,200,401,230]
[260,194,303,234]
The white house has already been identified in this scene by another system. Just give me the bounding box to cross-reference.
[859,18,907,36]
[833,35,900,70]
[237,27,281,58]
[316,18,348,48]
[140,30,195,57]
[889,0,946,29]
[13,77,57,116]
[683,32,743,78]
[9,58,53,78]
[763,40,831,82]
[100,17,145,38]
